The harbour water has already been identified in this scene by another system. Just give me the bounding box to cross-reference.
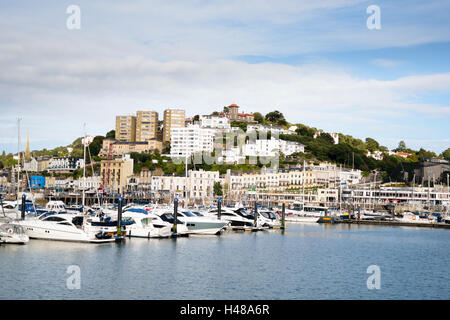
[1,223,449,300]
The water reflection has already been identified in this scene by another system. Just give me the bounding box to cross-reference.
[1,224,449,300]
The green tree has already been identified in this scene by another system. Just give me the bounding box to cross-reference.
[89,136,105,157]
[213,181,223,196]
[265,110,286,125]
[230,121,247,132]
[365,138,380,152]
[106,130,115,139]
[193,115,200,122]
[442,148,450,161]
[397,140,407,151]
[253,112,264,124]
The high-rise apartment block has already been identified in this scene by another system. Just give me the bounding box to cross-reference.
[115,115,137,142]
[115,110,160,142]
[136,110,158,142]
[163,108,186,142]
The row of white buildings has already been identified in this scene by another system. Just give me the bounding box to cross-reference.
[131,163,362,201]
[23,157,85,172]
[170,116,305,163]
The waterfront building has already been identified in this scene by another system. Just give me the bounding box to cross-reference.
[163,108,186,142]
[341,187,450,206]
[308,162,362,186]
[45,177,74,189]
[224,167,316,197]
[414,157,450,183]
[115,115,137,142]
[136,110,158,142]
[47,157,84,172]
[75,176,101,190]
[30,176,46,189]
[100,154,134,192]
[150,169,221,201]
[99,138,162,157]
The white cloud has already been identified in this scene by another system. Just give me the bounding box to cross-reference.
[0,1,449,153]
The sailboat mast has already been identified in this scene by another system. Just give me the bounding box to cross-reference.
[302,160,305,204]
[17,118,21,201]
[82,123,86,213]
[185,154,188,206]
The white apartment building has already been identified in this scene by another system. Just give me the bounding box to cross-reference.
[242,139,305,157]
[150,170,221,200]
[23,158,39,172]
[247,124,295,136]
[199,115,230,130]
[47,157,85,172]
[308,162,362,186]
[76,176,101,190]
[170,125,216,157]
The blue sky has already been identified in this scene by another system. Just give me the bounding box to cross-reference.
[0,0,449,154]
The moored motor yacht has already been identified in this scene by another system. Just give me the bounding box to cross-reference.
[176,210,229,235]
[122,211,172,238]
[206,207,257,228]
[124,207,189,235]
[18,213,117,243]
[258,210,281,228]
[284,202,323,223]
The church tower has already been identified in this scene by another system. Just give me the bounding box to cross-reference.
[25,133,31,161]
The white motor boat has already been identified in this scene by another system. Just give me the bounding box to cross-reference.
[176,210,229,235]
[126,207,190,235]
[258,210,282,228]
[122,211,172,238]
[284,202,323,223]
[206,207,258,228]
[18,213,117,243]
[0,223,29,244]
[395,211,437,224]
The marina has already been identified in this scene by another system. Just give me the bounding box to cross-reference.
[1,223,449,300]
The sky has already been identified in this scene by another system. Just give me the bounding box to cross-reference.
[0,0,449,154]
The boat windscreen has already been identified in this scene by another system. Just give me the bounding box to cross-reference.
[160,213,184,225]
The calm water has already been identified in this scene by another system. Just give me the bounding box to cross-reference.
[1,223,449,300]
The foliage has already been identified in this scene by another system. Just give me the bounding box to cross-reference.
[265,110,287,126]
[106,130,115,139]
[365,138,379,152]
[230,121,247,132]
[253,112,264,124]
[213,181,223,196]
[443,148,450,161]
